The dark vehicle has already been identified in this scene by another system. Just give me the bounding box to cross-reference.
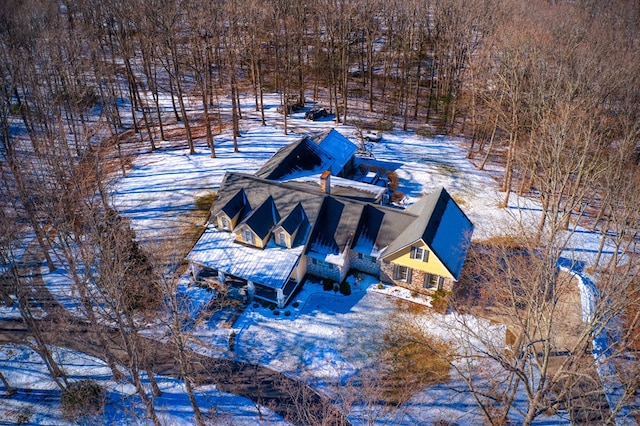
[277,102,305,115]
[305,107,329,121]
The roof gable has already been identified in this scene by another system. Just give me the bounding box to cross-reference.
[426,193,474,280]
[351,205,385,255]
[240,195,281,240]
[277,202,307,235]
[254,137,333,180]
[381,188,474,280]
[311,129,357,175]
[219,189,250,221]
[307,197,344,255]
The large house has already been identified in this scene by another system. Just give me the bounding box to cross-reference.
[186,131,474,308]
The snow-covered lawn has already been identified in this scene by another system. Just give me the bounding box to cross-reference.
[0,344,285,425]
[0,93,626,424]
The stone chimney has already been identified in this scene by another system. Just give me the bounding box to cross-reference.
[320,170,331,194]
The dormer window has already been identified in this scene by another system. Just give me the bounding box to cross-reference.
[220,215,229,230]
[278,231,287,247]
[242,228,255,245]
[410,246,428,262]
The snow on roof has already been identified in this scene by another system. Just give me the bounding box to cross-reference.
[186,226,303,289]
[284,173,386,201]
[428,196,474,280]
[351,205,385,257]
[381,188,474,280]
[312,129,358,175]
[254,137,333,180]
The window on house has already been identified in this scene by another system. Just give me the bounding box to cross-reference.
[242,228,255,245]
[393,265,411,282]
[424,274,441,289]
[278,231,287,247]
[310,257,334,269]
[220,215,229,230]
[410,246,428,262]
[357,252,375,262]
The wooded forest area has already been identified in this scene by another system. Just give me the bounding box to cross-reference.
[1,0,640,424]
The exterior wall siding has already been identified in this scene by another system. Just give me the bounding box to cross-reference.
[272,226,292,248]
[291,256,307,282]
[349,252,380,276]
[306,257,342,282]
[379,261,452,295]
[215,212,231,231]
[215,211,242,231]
[385,243,454,280]
[234,225,267,248]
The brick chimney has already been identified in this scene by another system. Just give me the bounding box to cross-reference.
[320,170,331,194]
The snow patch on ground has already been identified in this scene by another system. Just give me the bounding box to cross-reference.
[2,92,630,424]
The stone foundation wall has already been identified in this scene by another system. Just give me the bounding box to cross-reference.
[307,262,342,283]
[379,261,453,294]
[349,253,380,276]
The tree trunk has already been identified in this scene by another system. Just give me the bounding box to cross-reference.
[174,73,195,155]
[501,132,517,207]
[0,371,15,395]
[257,60,265,126]
[231,77,240,151]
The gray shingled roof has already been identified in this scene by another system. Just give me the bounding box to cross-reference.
[277,202,307,236]
[240,195,280,240]
[212,173,391,261]
[220,189,249,219]
[213,173,326,233]
[254,129,358,181]
[253,137,332,180]
[380,188,474,280]
[310,128,358,175]
[203,173,473,289]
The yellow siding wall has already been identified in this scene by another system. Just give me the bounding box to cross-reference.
[234,225,266,248]
[256,232,268,248]
[215,212,229,230]
[272,226,292,249]
[215,211,242,230]
[291,255,307,282]
[386,242,454,280]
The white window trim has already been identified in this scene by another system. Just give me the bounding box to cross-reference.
[242,228,255,244]
[394,265,411,282]
[278,231,287,247]
[309,256,335,269]
[424,274,442,290]
[220,215,229,230]
[410,246,428,262]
